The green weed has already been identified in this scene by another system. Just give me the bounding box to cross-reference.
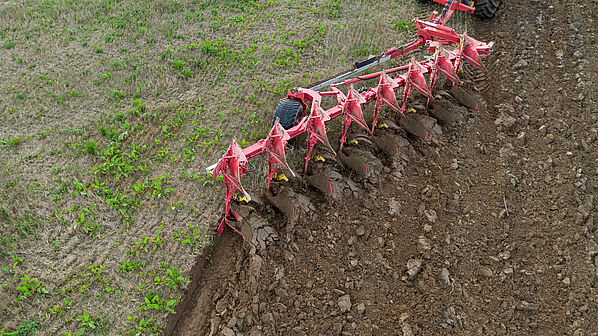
[16,275,47,301]
[132,174,174,199]
[394,18,416,32]
[2,320,40,336]
[0,236,15,255]
[72,181,89,197]
[73,203,103,237]
[49,298,72,319]
[85,139,97,155]
[173,225,211,250]
[53,179,70,202]
[324,0,342,18]
[10,214,39,238]
[92,142,143,181]
[163,266,187,289]
[125,316,161,335]
[3,39,15,49]
[119,260,144,273]
[1,137,22,148]
[132,227,165,255]
[75,309,109,335]
[138,292,176,314]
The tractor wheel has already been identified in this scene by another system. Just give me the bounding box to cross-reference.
[272,98,303,130]
[473,0,501,19]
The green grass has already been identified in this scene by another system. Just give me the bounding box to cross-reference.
[84,139,97,155]
[394,18,417,32]
[1,137,23,148]
[53,309,111,336]
[1,320,40,336]
[9,214,39,238]
[2,39,15,49]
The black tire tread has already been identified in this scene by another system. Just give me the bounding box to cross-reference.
[272,99,303,130]
[474,0,501,19]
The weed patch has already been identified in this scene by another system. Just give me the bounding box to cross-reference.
[1,320,40,336]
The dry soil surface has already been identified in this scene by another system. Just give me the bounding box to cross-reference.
[166,1,598,335]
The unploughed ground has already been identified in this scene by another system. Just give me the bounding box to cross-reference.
[166,1,598,335]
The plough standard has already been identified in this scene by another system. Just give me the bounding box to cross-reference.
[206,0,494,238]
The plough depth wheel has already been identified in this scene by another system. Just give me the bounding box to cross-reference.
[272,99,304,130]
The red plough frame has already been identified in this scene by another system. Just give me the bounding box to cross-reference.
[207,0,493,237]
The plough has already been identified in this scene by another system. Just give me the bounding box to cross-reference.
[206,0,494,238]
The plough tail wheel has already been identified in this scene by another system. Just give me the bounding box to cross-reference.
[474,0,501,19]
[272,99,304,130]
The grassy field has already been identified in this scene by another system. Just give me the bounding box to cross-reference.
[0,0,454,334]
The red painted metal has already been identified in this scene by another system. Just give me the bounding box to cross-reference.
[430,42,461,85]
[372,73,402,134]
[399,58,434,114]
[303,99,335,174]
[265,119,295,190]
[211,139,250,239]
[333,86,369,151]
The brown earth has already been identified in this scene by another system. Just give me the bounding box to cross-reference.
[166,1,598,335]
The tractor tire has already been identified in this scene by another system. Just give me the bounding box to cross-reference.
[473,0,501,19]
[272,99,303,130]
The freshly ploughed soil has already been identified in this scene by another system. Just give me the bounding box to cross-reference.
[166,0,598,335]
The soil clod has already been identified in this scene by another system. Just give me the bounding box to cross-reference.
[372,135,400,158]
[305,173,333,196]
[399,114,428,138]
[450,86,478,110]
[338,151,368,177]
[430,103,457,125]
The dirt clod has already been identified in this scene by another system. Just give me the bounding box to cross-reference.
[429,103,457,125]
[450,85,478,110]
[356,303,366,315]
[406,258,423,278]
[338,151,368,177]
[265,186,313,220]
[305,173,333,196]
[479,266,493,278]
[338,294,352,313]
[372,134,400,158]
[399,114,428,138]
